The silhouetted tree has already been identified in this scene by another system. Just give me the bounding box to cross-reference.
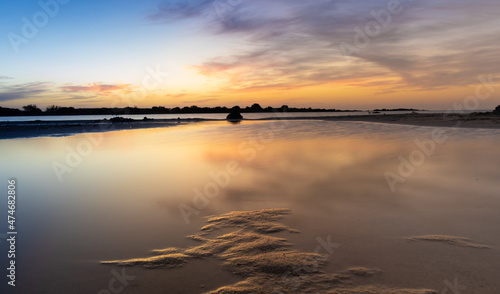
[495,105,500,113]
[0,106,22,116]
[22,104,42,115]
[0,103,348,117]
[190,105,201,113]
[214,106,228,113]
[250,103,263,112]
[46,105,62,113]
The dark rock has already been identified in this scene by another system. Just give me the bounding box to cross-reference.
[110,117,134,123]
[227,107,243,120]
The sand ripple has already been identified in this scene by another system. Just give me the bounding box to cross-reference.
[407,235,491,249]
[102,208,438,293]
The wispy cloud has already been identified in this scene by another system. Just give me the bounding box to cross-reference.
[0,82,53,103]
[182,98,217,104]
[165,93,189,98]
[151,0,500,92]
[148,0,214,22]
[0,81,135,105]
[60,83,135,95]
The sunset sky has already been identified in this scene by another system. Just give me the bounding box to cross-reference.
[1,0,499,110]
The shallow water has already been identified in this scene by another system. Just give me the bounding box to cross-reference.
[0,120,499,293]
[0,111,363,122]
[0,109,487,122]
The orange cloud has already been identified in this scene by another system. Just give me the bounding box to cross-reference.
[60,83,135,95]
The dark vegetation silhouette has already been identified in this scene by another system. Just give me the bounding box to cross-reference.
[0,103,355,116]
[226,106,243,120]
[2,104,498,117]
[22,104,42,115]
[108,117,134,123]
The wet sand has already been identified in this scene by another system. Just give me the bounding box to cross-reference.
[1,112,500,139]
[0,118,205,139]
[320,112,500,129]
[100,208,493,294]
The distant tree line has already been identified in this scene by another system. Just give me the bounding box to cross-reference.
[0,103,353,116]
[3,104,499,117]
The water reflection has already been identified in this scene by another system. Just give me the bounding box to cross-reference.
[0,120,499,293]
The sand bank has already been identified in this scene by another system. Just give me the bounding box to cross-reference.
[319,112,500,129]
[102,208,441,294]
[407,235,491,249]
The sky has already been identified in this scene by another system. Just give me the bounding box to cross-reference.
[0,0,499,110]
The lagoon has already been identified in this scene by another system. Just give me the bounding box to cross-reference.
[1,120,499,293]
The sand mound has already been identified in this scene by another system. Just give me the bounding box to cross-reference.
[101,208,439,293]
[150,247,183,255]
[201,208,299,233]
[207,273,350,294]
[184,230,291,258]
[407,235,491,248]
[344,267,382,277]
[101,253,189,268]
[207,274,437,294]
[223,250,326,276]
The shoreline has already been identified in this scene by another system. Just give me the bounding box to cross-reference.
[1,112,499,140]
[319,112,500,129]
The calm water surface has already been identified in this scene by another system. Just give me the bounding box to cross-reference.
[1,120,499,293]
[0,109,489,122]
